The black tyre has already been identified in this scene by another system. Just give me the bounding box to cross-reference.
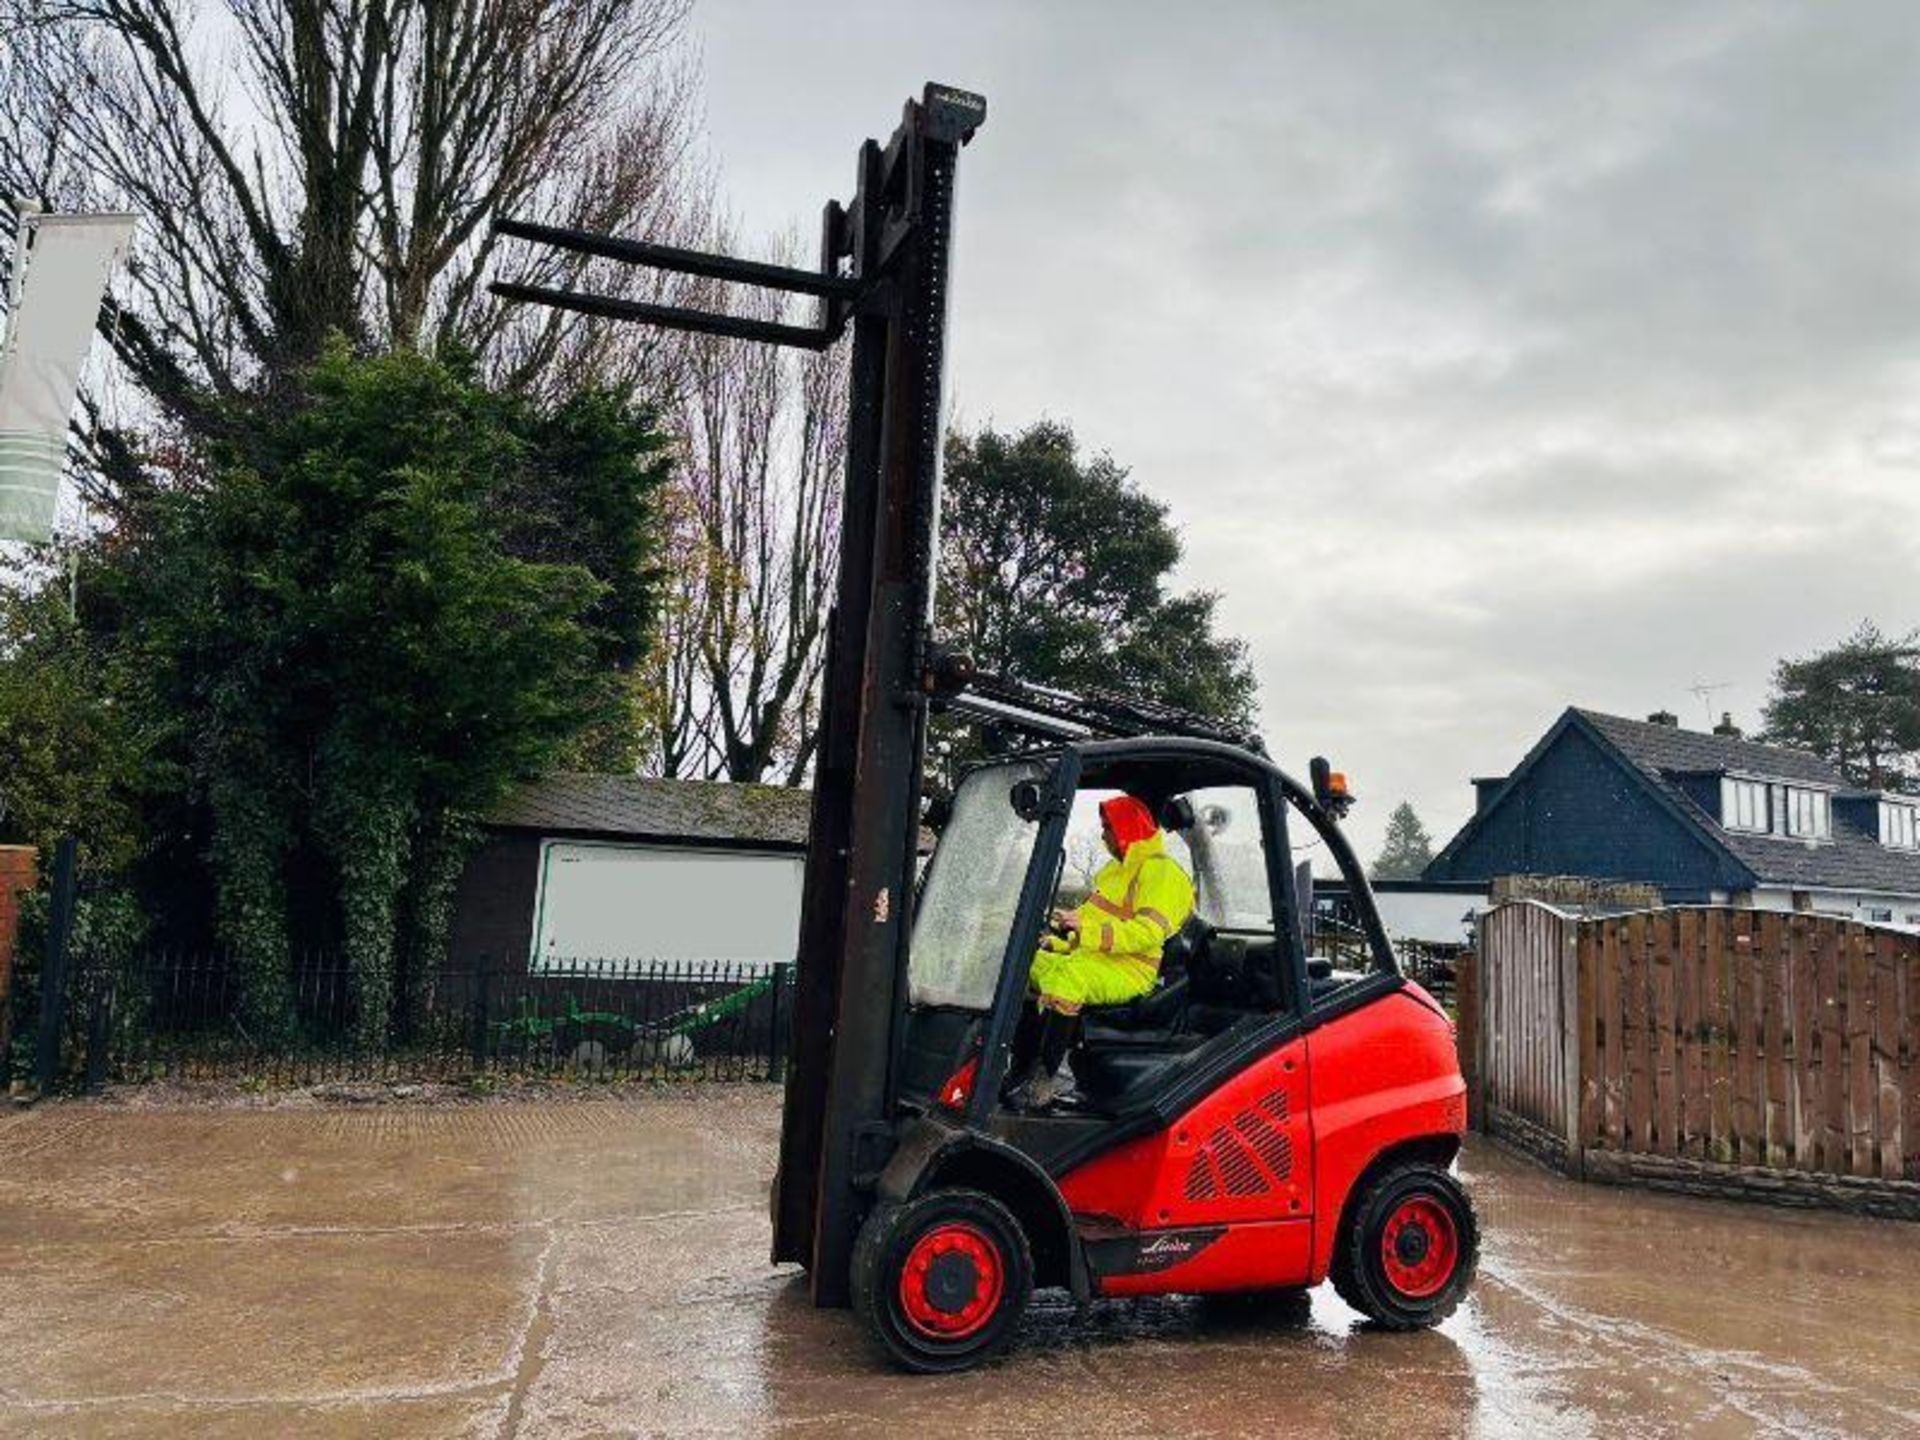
[851,1188,1033,1373]
[1331,1162,1478,1329]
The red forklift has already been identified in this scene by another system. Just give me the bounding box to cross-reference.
[496,83,1475,1372]
[845,685,1476,1370]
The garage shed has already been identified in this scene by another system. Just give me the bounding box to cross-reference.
[448,775,813,972]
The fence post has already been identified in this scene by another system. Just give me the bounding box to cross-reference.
[33,838,79,1094]
[1477,915,1495,1134]
[84,973,114,1093]
[470,954,493,1070]
[1560,918,1585,1179]
[767,963,787,1082]
[1456,950,1481,1130]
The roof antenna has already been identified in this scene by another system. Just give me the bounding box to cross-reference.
[1687,681,1732,728]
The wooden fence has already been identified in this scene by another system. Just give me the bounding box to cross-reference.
[1469,902,1920,1218]
[1467,901,1578,1167]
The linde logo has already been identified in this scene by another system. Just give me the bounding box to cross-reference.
[1139,1234,1197,1260]
[928,87,986,114]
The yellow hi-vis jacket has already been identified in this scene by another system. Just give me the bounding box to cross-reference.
[1032,831,1196,1012]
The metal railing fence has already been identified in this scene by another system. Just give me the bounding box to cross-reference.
[36,953,793,1090]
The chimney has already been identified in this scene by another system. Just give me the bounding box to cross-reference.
[1646,709,1679,727]
[1712,711,1742,739]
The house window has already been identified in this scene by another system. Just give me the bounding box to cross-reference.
[1880,803,1920,850]
[1866,907,1894,924]
[1785,787,1830,840]
[1721,778,1769,832]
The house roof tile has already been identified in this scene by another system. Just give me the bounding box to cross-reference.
[1578,710,1920,896]
[1576,710,1841,786]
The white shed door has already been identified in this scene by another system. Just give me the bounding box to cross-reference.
[531,841,804,970]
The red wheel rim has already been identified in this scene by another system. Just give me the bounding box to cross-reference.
[897,1222,1005,1341]
[1380,1195,1459,1299]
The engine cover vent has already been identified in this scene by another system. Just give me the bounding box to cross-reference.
[1180,1090,1293,1202]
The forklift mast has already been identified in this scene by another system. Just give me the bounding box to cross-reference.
[494,84,987,1304]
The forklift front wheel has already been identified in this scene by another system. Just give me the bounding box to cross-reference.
[1332,1162,1479,1330]
[851,1188,1033,1373]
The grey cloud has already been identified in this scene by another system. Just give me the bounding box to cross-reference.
[692,0,1920,864]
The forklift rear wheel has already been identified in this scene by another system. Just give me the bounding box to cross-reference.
[1331,1162,1478,1330]
[851,1188,1032,1373]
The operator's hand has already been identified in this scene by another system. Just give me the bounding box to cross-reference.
[1050,907,1080,936]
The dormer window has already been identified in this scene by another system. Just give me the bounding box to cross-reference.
[1882,802,1920,850]
[1720,777,1831,839]
[1786,787,1830,840]
[1722,778,1768,832]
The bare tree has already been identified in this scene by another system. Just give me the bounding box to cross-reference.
[0,0,704,506]
[637,481,720,779]
[642,237,846,785]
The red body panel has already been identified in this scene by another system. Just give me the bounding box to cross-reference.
[1058,1037,1313,1231]
[1054,987,1465,1297]
[1302,987,1466,1284]
[1094,1220,1313,1296]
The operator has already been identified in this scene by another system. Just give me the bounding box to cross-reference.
[1003,793,1195,1111]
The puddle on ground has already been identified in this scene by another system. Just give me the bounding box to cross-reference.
[4,1095,1919,1438]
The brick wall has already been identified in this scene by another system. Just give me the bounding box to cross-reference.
[0,844,36,968]
[0,845,38,1066]
[1490,874,1663,910]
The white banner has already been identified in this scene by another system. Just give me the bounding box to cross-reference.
[0,212,137,543]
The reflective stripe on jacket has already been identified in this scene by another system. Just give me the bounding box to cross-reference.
[1063,830,1195,969]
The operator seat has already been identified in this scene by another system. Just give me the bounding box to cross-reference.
[1077,913,1210,1034]
[1070,921,1209,1105]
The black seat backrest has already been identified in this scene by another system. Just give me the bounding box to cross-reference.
[1239,940,1284,1009]
[1187,932,1284,1011]
[1156,914,1210,981]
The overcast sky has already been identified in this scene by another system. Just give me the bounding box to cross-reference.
[690,0,1920,865]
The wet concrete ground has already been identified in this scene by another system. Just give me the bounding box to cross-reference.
[2,1089,1918,1438]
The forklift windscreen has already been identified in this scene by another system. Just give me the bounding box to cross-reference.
[908,760,1050,1010]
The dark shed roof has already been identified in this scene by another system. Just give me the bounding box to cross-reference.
[488,775,812,849]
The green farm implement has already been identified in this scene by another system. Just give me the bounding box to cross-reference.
[488,969,783,1071]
